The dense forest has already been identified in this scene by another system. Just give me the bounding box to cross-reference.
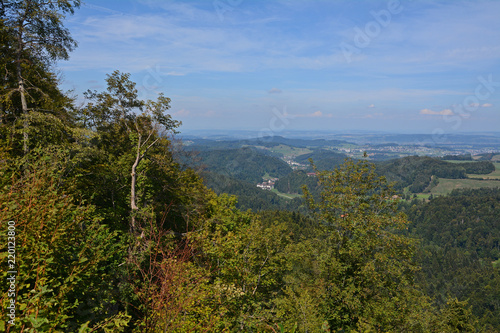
[404,189,500,330]
[0,1,499,332]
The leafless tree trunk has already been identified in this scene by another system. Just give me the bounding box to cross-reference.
[130,133,141,232]
[130,122,159,234]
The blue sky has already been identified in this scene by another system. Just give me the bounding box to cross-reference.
[60,0,500,134]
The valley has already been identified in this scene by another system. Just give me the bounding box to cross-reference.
[182,132,500,209]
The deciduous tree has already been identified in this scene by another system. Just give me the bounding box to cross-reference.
[1,0,80,153]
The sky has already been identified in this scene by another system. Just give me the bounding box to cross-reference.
[59,0,500,135]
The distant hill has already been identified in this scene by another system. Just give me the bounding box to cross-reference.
[189,147,293,184]
[185,135,350,151]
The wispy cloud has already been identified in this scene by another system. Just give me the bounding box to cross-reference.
[268,88,282,94]
[294,110,332,118]
[173,109,190,117]
[420,108,454,116]
[166,72,185,76]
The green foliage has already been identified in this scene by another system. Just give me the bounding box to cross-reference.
[457,160,496,174]
[442,154,473,161]
[0,153,128,332]
[1,0,80,154]
[3,0,81,62]
[73,71,207,233]
[189,194,293,331]
[437,298,477,332]
[125,216,224,332]
[296,158,433,331]
[406,188,500,329]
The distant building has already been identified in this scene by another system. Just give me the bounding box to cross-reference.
[257,179,276,190]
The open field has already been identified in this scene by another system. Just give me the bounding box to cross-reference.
[271,188,302,200]
[443,160,476,163]
[269,144,312,157]
[430,178,500,195]
[252,144,312,157]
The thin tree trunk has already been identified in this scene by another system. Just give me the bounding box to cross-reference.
[19,77,28,154]
[15,24,28,154]
[130,133,142,233]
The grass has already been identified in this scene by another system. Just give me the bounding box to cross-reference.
[429,178,500,195]
[271,188,303,200]
[268,144,312,157]
[408,193,433,200]
[442,159,476,163]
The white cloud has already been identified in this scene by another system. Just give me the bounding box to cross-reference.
[294,110,332,118]
[268,88,282,94]
[173,109,190,116]
[482,103,493,107]
[420,108,454,116]
[166,72,185,76]
[368,104,375,108]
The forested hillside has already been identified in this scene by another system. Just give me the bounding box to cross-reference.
[186,136,349,152]
[0,2,498,332]
[404,188,500,330]
[378,156,495,192]
[189,147,292,183]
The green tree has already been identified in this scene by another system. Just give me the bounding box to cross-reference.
[77,71,184,233]
[189,194,293,331]
[437,298,477,332]
[1,0,80,154]
[297,158,433,331]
